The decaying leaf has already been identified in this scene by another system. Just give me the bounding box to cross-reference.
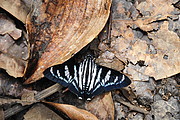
[0,13,22,39]
[110,0,180,80]
[24,0,112,83]
[24,103,63,120]
[146,21,180,79]
[0,53,26,78]
[0,0,32,23]
[46,102,98,120]
[96,51,125,71]
[123,21,180,80]
[0,13,29,77]
[85,92,114,120]
[0,72,24,97]
[0,0,179,120]
[136,0,175,23]
[133,0,177,31]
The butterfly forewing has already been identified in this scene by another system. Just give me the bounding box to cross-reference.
[43,63,75,87]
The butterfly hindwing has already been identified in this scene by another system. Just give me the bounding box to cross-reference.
[97,65,131,92]
[68,80,83,99]
[87,83,104,98]
[85,65,131,98]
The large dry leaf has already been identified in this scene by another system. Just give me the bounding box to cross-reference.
[145,21,180,79]
[114,21,180,80]
[25,0,112,83]
[111,0,176,33]
[46,102,98,120]
[85,92,115,120]
[110,0,179,80]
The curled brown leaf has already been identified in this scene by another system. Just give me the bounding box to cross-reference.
[46,102,98,120]
[25,0,112,83]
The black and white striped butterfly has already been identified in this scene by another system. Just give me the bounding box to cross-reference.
[43,55,131,100]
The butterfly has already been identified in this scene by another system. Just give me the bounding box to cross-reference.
[43,55,131,100]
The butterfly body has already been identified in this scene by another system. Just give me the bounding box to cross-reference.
[43,55,131,100]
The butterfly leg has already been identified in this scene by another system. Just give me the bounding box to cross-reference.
[62,88,69,93]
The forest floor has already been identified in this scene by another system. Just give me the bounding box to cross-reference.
[0,0,179,120]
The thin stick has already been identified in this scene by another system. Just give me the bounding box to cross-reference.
[35,83,61,100]
[115,97,149,114]
[4,83,62,118]
[4,104,29,118]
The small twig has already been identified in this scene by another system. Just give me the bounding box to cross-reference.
[0,107,4,120]
[0,98,36,106]
[4,83,62,118]
[107,7,112,44]
[35,83,62,100]
[115,96,149,114]
[4,104,29,118]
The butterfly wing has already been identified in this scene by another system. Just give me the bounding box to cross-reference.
[86,82,104,99]
[43,62,84,98]
[85,65,131,99]
[98,65,131,92]
[43,63,75,87]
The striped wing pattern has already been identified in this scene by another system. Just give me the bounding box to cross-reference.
[43,56,131,100]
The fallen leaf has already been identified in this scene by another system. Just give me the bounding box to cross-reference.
[0,72,24,97]
[134,19,159,31]
[85,92,114,120]
[46,102,98,120]
[112,0,176,33]
[0,0,31,23]
[25,0,112,83]
[0,13,22,39]
[110,0,179,80]
[124,63,149,81]
[134,0,176,31]
[24,103,63,120]
[0,53,26,77]
[136,0,175,23]
[110,36,134,63]
[146,21,180,79]
[117,21,180,80]
[96,51,125,71]
[0,13,28,77]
